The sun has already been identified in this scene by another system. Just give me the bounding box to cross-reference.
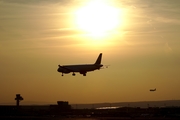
[75,0,122,38]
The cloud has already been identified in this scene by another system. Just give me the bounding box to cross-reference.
[1,0,74,5]
[164,42,172,54]
[0,0,89,8]
[155,17,180,24]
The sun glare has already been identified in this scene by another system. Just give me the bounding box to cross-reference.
[75,0,122,38]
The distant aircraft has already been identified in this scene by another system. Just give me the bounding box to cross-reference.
[150,88,156,92]
[57,53,103,76]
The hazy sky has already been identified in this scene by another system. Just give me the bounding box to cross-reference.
[1,0,180,105]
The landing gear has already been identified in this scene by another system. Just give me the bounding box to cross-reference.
[80,72,87,76]
[83,73,86,76]
[72,72,76,76]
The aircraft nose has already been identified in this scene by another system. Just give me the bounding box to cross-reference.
[57,68,60,72]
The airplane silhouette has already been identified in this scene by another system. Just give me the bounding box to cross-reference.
[57,53,103,76]
[150,88,156,92]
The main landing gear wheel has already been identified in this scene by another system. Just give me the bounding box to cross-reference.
[72,72,76,76]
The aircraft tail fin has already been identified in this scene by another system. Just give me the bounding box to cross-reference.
[95,53,102,65]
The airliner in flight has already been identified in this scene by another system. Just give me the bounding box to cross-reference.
[150,88,156,92]
[57,53,103,76]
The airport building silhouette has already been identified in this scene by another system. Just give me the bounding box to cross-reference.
[0,94,180,118]
[15,94,23,107]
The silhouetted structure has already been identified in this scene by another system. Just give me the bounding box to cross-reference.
[15,94,23,107]
[49,101,71,115]
[1,96,180,119]
[1,103,180,119]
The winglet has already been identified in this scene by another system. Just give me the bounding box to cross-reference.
[95,53,102,65]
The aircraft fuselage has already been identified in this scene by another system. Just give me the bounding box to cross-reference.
[57,53,103,76]
[57,64,103,73]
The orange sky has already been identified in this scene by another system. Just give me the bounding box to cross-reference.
[0,0,180,105]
